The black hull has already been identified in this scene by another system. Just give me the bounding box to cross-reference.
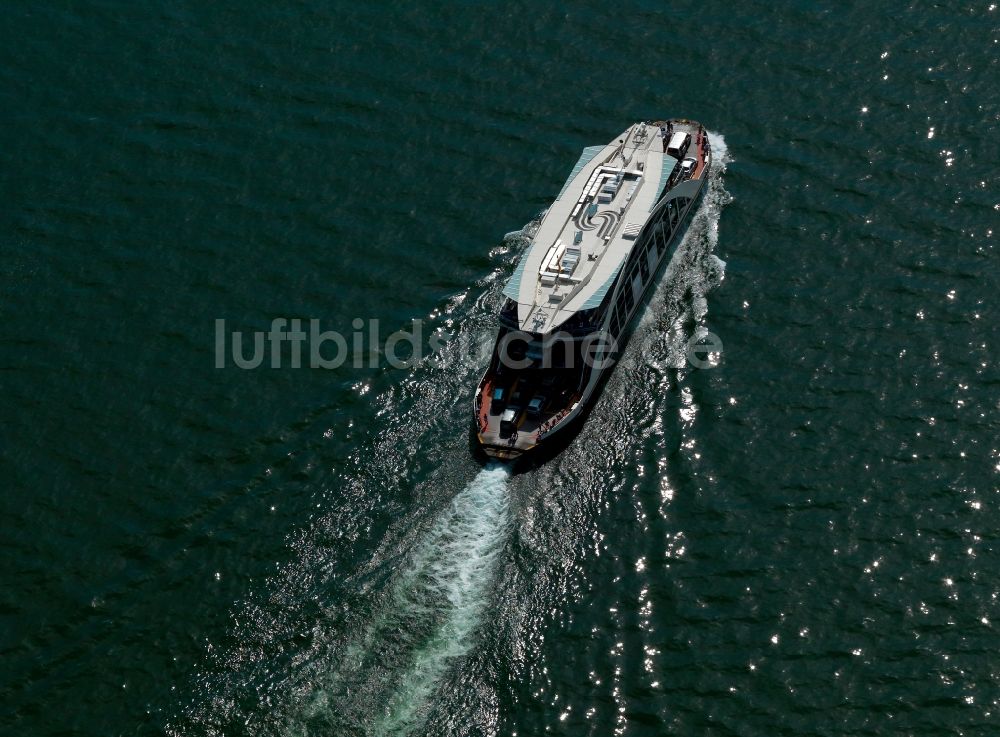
[472,182,705,470]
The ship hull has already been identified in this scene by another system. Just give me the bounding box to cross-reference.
[474,119,712,464]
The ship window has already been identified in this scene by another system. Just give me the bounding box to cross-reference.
[623,286,634,311]
[595,290,614,323]
[640,251,650,282]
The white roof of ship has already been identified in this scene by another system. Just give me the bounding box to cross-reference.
[503,121,692,334]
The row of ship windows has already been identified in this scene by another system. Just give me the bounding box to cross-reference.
[606,196,691,338]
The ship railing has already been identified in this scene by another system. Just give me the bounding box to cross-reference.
[476,380,491,432]
[536,393,581,439]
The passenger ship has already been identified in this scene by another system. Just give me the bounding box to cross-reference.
[474,119,712,461]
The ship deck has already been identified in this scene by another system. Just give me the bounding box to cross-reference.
[476,367,581,455]
[504,119,709,335]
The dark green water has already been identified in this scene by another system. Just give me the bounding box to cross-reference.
[2,2,998,735]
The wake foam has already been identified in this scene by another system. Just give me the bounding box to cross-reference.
[286,464,512,736]
[372,464,511,734]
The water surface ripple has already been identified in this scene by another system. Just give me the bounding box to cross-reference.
[1,3,997,736]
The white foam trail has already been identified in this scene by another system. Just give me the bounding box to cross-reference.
[373,464,512,735]
[691,130,732,269]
